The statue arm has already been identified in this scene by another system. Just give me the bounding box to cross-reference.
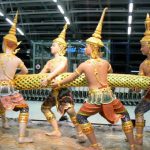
[138,63,145,76]
[40,62,49,73]
[18,60,28,74]
[52,63,84,88]
[47,59,67,81]
[108,63,113,73]
[58,72,79,86]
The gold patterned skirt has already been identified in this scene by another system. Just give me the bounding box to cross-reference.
[0,80,27,110]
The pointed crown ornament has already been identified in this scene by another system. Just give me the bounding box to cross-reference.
[53,23,68,56]
[140,13,150,43]
[3,11,21,48]
[53,23,68,48]
[86,7,108,47]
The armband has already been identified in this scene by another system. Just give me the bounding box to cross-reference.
[19,62,24,69]
[108,64,111,72]
[57,80,62,87]
[138,72,144,76]
[75,69,81,75]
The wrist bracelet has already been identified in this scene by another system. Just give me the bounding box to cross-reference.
[57,80,62,87]
[75,69,81,75]
[47,78,51,82]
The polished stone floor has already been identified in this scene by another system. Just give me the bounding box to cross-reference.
[0,101,150,150]
[0,119,150,150]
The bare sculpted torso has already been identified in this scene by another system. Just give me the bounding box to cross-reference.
[41,56,68,73]
[78,58,112,90]
[139,59,150,77]
[0,53,28,81]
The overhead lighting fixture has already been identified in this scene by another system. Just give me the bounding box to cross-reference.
[128,15,132,24]
[0,11,4,16]
[5,16,25,36]
[129,3,134,13]
[57,5,64,14]
[17,28,24,35]
[64,16,70,24]
[5,18,14,25]
[127,26,132,35]
[53,2,71,25]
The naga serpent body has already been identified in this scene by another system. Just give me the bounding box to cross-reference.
[7,73,150,90]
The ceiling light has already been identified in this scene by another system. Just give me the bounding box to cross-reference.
[5,18,14,25]
[128,15,132,24]
[17,28,24,35]
[129,3,134,13]
[0,11,4,16]
[127,26,132,35]
[57,5,64,14]
[64,16,70,24]
[52,0,57,2]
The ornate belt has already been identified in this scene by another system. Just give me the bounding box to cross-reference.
[0,80,17,96]
[87,87,115,105]
[0,80,14,86]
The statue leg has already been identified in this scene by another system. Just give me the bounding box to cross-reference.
[41,101,61,137]
[77,113,103,150]
[66,107,86,143]
[112,99,135,150]
[122,119,135,150]
[1,112,10,129]
[17,106,33,143]
[134,99,150,145]
[135,113,144,150]
[0,103,9,129]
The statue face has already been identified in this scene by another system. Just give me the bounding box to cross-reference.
[50,42,60,55]
[2,39,16,52]
[140,42,150,55]
[85,44,92,56]
[2,41,5,52]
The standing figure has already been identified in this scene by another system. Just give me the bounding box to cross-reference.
[40,24,86,142]
[51,8,135,150]
[134,13,150,147]
[0,11,33,143]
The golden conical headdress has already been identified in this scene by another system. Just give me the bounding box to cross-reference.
[53,23,68,48]
[140,13,150,43]
[86,7,108,47]
[3,11,20,46]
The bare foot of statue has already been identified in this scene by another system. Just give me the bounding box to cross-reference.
[135,136,143,145]
[2,121,10,129]
[135,140,143,146]
[135,144,143,150]
[130,145,136,150]
[45,130,62,137]
[18,137,33,143]
[84,144,104,150]
[84,146,101,150]
[77,132,87,143]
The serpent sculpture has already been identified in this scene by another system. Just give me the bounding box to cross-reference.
[8,73,150,90]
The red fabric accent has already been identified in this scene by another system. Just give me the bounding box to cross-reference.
[112,99,126,113]
[79,102,102,115]
[79,99,125,124]
[101,99,124,124]
[0,93,27,110]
